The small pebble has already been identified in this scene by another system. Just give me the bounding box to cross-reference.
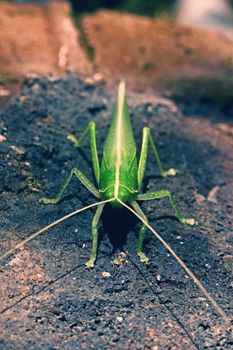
[112,252,127,266]
[10,146,25,155]
[0,88,10,96]
[0,135,6,142]
[102,271,111,278]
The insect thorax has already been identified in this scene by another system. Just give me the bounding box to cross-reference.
[99,184,138,208]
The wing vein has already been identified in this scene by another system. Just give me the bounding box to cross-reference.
[114,81,125,198]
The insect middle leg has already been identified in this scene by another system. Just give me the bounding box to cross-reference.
[40,167,100,204]
[131,201,150,264]
[138,127,177,187]
[137,190,196,225]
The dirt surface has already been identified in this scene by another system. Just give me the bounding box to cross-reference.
[0,75,232,349]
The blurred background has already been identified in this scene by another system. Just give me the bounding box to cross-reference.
[72,0,233,40]
[13,0,233,30]
[1,0,233,109]
[71,0,174,17]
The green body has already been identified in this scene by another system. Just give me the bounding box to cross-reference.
[99,82,138,206]
[40,81,195,268]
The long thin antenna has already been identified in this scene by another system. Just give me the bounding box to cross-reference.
[0,199,113,262]
[118,199,230,324]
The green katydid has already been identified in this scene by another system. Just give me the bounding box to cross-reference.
[0,81,229,323]
[41,80,195,268]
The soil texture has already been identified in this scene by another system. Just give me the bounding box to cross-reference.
[0,75,232,349]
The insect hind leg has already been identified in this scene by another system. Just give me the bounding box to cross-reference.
[67,121,100,184]
[138,127,177,188]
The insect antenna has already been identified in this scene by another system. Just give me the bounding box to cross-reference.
[123,250,201,350]
[118,199,231,325]
[0,199,113,262]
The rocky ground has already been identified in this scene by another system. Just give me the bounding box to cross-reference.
[0,74,232,349]
[0,1,232,349]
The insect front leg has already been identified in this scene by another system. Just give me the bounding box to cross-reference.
[131,201,149,264]
[137,190,197,225]
[138,127,177,187]
[40,167,100,205]
[86,203,105,269]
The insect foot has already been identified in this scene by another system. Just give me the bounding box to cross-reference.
[138,252,150,264]
[39,198,58,205]
[67,134,80,147]
[180,218,198,225]
[85,257,96,269]
[163,168,178,177]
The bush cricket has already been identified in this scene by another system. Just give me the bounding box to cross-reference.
[0,81,230,323]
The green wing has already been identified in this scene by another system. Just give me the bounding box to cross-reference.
[103,81,137,166]
[99,81,138,192]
